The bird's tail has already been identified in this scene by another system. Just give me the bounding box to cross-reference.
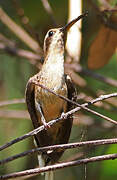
[37,154,45,175]
[38,154,54,180]
[45,171,54,180]
[34,139,54,180]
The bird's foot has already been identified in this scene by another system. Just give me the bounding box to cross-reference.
[61,112,67,119]
[41,116,50,130]
[43,121,50,130]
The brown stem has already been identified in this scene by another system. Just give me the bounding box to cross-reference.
[0,153,117,179]
[0,138,117,165]
[0,92,117,151]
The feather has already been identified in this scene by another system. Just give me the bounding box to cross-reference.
[45,171,54,180]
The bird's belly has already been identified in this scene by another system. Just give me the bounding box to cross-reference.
[35,87,67,142]
[35,85,67,123]
[43,95,66,122]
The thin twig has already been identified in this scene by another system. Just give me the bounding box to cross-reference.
[0,33,41,61]
[0,7,42,53]
[0,92,117,151]
[0,110,29,119]
[0,42,43,67]
[99,0,112,9]
[88,0,117,31]
[1,36,117,89]
[0,33,15,46]
[41,0,57,26]
[0,138,117,165]
[0,42,41,60]
[0,33,43,66]
[36,82,117,125]
[89,93,117,104]
[65,63,117,88]
[0,153,117,179]
[0,98,25,107]
[12,0,39,40]
[0,118,59,151]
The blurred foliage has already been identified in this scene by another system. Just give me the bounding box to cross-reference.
[0,0,117,180]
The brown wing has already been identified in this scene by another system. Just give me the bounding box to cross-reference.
[25,77,52,147]
[65,74,77,111]
[25,78,40,145]
[59,74,77,144]
[25,78,39,127]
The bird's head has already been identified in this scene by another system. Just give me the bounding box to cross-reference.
[43,12,88,57]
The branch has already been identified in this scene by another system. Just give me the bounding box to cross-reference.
[1,36,116,89]
[41,0,57,26]
[88,0,117,31]
[0,92,117,151]
[36,82,117,125]
[0,33,15,46]
[65,63,117,88]
[12,0,39,40]
[89,93,117,104]
[0,153,117,179]
[0,98,25,107]
[0,42,41,60]
[0,110,29,119]
[0,33,43,66]
[0,7,42,53]
[0,138,117,165]
[0,116,62,151]
[0,42,42,66]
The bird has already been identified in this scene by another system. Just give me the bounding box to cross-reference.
[25,13,87,180]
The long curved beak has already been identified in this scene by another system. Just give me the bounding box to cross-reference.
[60,11,88,32]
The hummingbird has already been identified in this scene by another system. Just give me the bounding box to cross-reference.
[25,13,87,180]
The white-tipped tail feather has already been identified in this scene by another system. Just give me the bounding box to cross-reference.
[45,171,54,180]
[37,154,54,180]
[34,139,54,180]
[38,154,45,176]
[38,154,54,180]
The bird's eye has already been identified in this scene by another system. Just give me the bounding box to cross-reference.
[48,31,54,37]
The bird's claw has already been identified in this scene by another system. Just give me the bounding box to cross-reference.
[61,112,66,119]
[43,122,50,130]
